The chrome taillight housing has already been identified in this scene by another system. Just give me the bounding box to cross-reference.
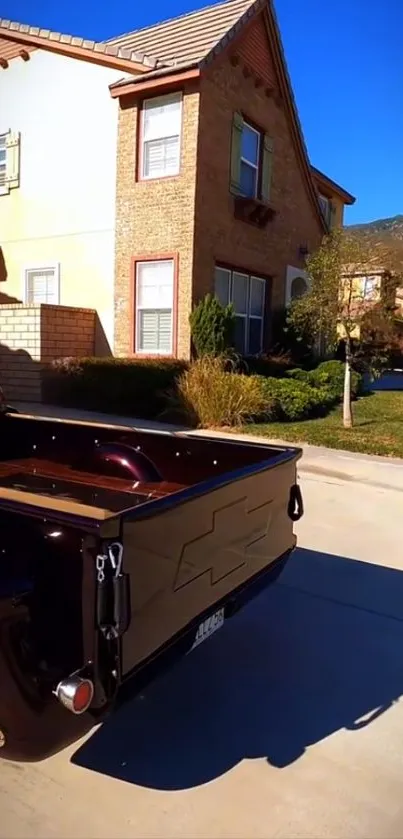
[54,675,94,715]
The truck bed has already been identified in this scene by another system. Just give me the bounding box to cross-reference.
[0,410,302,761]
[0,412,300,527]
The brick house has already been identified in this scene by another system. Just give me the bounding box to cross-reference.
[109,0,355,359]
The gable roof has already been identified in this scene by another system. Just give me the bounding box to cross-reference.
[311,166,356,206]
[107,0,259,70]
[107,0,327,230]
[0,18,163,73]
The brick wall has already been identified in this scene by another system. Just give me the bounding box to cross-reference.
[193,11,324,339]
[0,304,95,402]
[40,305,95,364]
[114,84,200,359]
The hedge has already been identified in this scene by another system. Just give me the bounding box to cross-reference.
[43,357,188,419]
[286,359,364,401]
[42,355,345,427]
[258,376,336,422]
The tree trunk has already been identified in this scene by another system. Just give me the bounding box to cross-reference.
[343,339,353,428]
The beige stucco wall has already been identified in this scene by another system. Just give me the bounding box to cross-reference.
[0,49,124,353]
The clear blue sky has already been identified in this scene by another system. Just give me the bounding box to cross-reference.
[3,0,402,224]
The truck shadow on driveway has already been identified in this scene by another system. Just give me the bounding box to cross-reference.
[72,547,403,788]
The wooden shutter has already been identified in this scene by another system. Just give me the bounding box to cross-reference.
[5,132,20,190]
[261,134,273,202]
[230,112,243,194]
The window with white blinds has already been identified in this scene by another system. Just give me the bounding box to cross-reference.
[135,259,174,354]
[24,265,60,305]
[141,94,182,180]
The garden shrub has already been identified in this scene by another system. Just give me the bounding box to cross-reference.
[189,294,235,358]
[42,356,188,420]
[270,309,316,367]
[307,360,363,399]
[287,359,364,400]
[259,376,336,422]
[165,356,271,428]
[286,368,310,384]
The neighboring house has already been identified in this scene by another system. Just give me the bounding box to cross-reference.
[338,268,400,341]
[0,0,355,379]
[0,26,157,353]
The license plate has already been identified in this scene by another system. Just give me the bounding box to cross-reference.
[190,608,225,651]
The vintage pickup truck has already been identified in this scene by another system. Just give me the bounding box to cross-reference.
[0,396,303,762]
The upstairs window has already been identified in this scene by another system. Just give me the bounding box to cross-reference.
[240,122,260,197]
[318,193,333,228]
[230,112,273,202]
[0,130,20,195]
[141,94,182,180]
[215,265,266,355]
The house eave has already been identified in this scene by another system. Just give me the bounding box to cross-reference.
[109,66,200,97]
[311,166,356,205]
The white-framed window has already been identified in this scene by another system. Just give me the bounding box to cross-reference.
[0,130,20,195]
[240,121,260,198]
[215,266,265,355]
[135,259,174,355]
[24,264,60,304]
[141,93,182,180]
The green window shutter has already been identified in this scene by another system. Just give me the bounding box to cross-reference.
[230,111,243,194]
[261,134,273,202]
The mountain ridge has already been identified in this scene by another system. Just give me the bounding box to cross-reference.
[349,214,403,239]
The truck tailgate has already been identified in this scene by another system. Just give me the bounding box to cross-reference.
[120,452,299,676]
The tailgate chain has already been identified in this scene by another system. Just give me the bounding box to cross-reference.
[96,542,127,641]
[96,543,123,586]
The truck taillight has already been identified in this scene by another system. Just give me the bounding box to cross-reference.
[54,675,94,715]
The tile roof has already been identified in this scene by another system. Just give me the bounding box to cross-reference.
[107,0,261,69]
[0,19,163,69]
[0,36,34,62]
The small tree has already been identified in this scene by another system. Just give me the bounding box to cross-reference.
[189,293,235,358]
[288,228,401,428]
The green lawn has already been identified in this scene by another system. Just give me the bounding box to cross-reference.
[243,391,403,458]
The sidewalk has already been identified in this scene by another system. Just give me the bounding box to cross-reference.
[14,400,403,493]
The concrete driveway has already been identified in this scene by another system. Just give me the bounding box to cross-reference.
[1,445,403,838]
